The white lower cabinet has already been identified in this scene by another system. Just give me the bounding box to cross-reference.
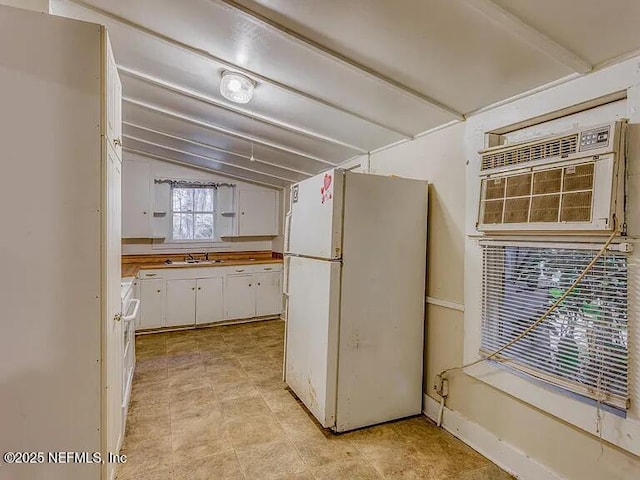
[225,274,256,320]
[196,277,224,325]
[137,264,282,330]
[139,279,165,329]
[166,279,196,327]
[256,272,283,316]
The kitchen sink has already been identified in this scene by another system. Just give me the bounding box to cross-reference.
[165,259,225,265]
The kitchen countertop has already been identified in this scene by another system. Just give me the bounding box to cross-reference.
[121,252,283,278]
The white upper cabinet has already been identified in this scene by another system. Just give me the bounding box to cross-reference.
[122,158,152,238]
[237,190,278,236]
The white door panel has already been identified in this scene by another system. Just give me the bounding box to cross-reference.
[238,190,278,236]
[166,279,196,327]
[105,143,122,475]
[284,256,341,428]
[288,169,343,259]
[139,279,165,329]
[256,271,282,316]
[225,274,256,319]
[122,158,151,238]
[196,277,224,325]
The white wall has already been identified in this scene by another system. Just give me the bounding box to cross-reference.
[122,152,284,255]
[0,0,49,12]
[271,186,290,254]
[348,56,640,480]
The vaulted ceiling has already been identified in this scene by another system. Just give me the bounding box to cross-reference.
[50,0,640,188]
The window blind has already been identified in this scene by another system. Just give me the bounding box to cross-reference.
[481,244,630,410]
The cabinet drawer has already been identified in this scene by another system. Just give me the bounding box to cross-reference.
[138,270,164,279]
[258,264,281,273]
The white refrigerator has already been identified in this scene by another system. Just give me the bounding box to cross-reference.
[284,168,428,432]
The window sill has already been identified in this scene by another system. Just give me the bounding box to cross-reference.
[465,360,640,456]
[151,239,226,250]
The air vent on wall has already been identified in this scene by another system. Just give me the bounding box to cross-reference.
[481,134,578,171]
[476,120,626,233]
[480,163,594,226]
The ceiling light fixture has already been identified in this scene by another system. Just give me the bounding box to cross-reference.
[220,70,255,104]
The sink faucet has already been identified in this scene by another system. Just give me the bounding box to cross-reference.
[186,253,195,262]
[204,252,210,261]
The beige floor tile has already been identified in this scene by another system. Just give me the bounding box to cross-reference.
[169,384,216,406]
[214,378,260,402]
[274,407,327,441]
[274,472,315,480]
[261,387,302,413]
[120,435,172,472]
[171,422,233,464]
[225,411,288,448]
[342,423,405,456]
[220,395,273,420]
[292,433,360,468]
[171,406,225,436]
[235,439,307,480]
[408,432,488,478]
[120,321,506,480]
[174,451,244,480]
[446,465,515,480]
[311,458,383,480]
[390,416,446,443]
[116,464,173,480]
[201,354,242,370]
[363,443,438,480]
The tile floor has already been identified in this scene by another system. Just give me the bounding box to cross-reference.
[117,319,514,480]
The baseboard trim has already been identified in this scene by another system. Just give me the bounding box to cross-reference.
[423,394,563,480]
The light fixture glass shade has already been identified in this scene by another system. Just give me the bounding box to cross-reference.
[220,71,255,104]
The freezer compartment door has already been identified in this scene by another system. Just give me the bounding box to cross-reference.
[287,169,344,259]
[335,171,427,432]
[284,256,341,428]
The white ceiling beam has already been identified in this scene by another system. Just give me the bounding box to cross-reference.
[118,66,368,154]
[216,0,464,120]
[123,135,298,183]
[124,121,314,177]
[69,0,414,139]
[123,97,337,166]
[123,147,285,189]
[462,0,592,74]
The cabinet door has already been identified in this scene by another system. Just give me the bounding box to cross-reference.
[238,190,278,236]
[256,272,283,316]
[122,159,151,238]
[225,274,256,320]
[105,36,122,158]
[166,279,197,327]
[139,279,165,329]
[105,143,123,461]
[196,277,224,325]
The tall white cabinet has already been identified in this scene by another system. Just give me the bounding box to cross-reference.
[0,7,123,480]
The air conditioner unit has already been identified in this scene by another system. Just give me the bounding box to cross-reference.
[477,120,627,233]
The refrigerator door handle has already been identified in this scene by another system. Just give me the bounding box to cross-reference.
[284,211,292,253]
[284,212,291,249]
[283,255,291,296]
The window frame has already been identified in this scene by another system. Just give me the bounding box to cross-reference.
[463,238,640,457]
[479,241,630,411]
[170,186,216,242]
